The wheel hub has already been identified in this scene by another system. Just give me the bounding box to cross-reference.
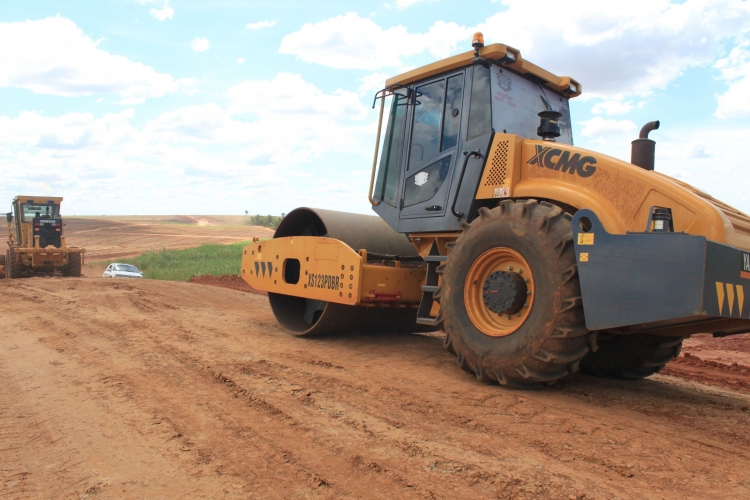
[482,270,527,315]
[464,247,534,337]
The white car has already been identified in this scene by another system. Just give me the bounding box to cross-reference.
[103,263,144,279]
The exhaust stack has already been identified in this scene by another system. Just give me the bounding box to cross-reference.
[631,120,660,171]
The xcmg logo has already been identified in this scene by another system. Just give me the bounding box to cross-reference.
[527,146,597,178]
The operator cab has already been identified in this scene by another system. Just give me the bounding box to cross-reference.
[10,197,64,249]
[371,35,578,234]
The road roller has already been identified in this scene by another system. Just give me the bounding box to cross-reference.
[242,33,750,388]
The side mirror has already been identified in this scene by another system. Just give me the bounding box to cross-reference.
[5,213,11,223]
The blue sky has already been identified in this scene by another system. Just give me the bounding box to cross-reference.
[1,0,749,216]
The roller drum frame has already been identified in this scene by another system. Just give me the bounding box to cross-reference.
[268,208,434,336]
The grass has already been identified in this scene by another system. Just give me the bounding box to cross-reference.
[94,240,259,281]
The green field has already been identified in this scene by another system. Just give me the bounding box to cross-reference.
[94,240,258,281]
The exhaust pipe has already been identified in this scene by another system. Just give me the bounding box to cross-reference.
[631,120,660,171]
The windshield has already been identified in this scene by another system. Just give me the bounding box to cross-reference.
[114,264,140,273]
[21,203,59,222]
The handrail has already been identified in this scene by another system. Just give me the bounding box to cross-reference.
[450,150,483,219]
[368,95,386,206]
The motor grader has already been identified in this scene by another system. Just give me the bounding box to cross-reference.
[1,196,85,279]
[242,34,750,388]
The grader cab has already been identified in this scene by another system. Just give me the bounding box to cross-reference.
[242,34,750,388]
[1,196,85,279]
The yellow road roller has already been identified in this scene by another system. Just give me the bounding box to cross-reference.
[242,34,750,388]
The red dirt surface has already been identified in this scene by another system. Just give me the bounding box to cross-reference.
[191,274,750,399]
[662,333,750,392]
[3,278,748,498]
[189,274,264,294]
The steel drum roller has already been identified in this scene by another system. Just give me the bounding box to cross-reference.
[268,208,434,336]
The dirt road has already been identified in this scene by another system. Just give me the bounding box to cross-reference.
[2,278,750,499]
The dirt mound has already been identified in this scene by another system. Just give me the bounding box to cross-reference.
[188,274,265,294]
[662,352,750,391]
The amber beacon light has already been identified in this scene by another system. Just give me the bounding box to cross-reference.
[472,32,485,50]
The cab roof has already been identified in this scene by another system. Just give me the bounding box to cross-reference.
[385,43,582,98]
[12,196,64,204]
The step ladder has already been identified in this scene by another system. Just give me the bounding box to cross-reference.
[416,243,446,326]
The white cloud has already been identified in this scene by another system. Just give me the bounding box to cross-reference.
[579,117,637,138]
[0,107,284,215]
[227,72,368,119]
[715,35,750,118]
[591,99,633,116]
[144,103,251,143]
[279,12,468,70]
[0,16,195,100]
[687,143,713,159]
[395,0,438,8]
[237,57,246,64]
[246,20,276,30]
[191,37,210,52]
[0,73,379,215]
[282,2,750,100]
[358,72,389,95]
[115,97,146,105]
[476,0,750,99]
[0,108,139,151]
[150,2,174,21]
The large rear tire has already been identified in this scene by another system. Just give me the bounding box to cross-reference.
[580,333,684,379]
[63,252,82,277]
[439,200,595,388]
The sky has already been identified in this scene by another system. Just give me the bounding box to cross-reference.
[1,0,749,216]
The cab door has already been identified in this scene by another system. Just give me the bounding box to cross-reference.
[397,72,466,225]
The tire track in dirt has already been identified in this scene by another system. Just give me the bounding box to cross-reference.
[2,281,436,498]
[7,280,570,497]
[2,278,750,499]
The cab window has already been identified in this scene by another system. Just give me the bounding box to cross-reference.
[407,73,465,170]
[440,75,463,151]
[408,80,445,168]
[373,90,409,207]
[467,65,492,141]
[20,203,59,222]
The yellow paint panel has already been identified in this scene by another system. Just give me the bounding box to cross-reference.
[727,283,735,316]
[241,236,425,306]
[359,264,424,303]
[476,134,523,200]
[514,140,740,248]
[738,285,745,317]
[716,282,725,315]
[315,244,339,261]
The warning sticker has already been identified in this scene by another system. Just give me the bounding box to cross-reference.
[493,187,510,198]
[577,233,595,245]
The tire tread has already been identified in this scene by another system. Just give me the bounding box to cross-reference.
[442,200,593,388]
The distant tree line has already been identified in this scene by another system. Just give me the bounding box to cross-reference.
[244,213,286,229]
